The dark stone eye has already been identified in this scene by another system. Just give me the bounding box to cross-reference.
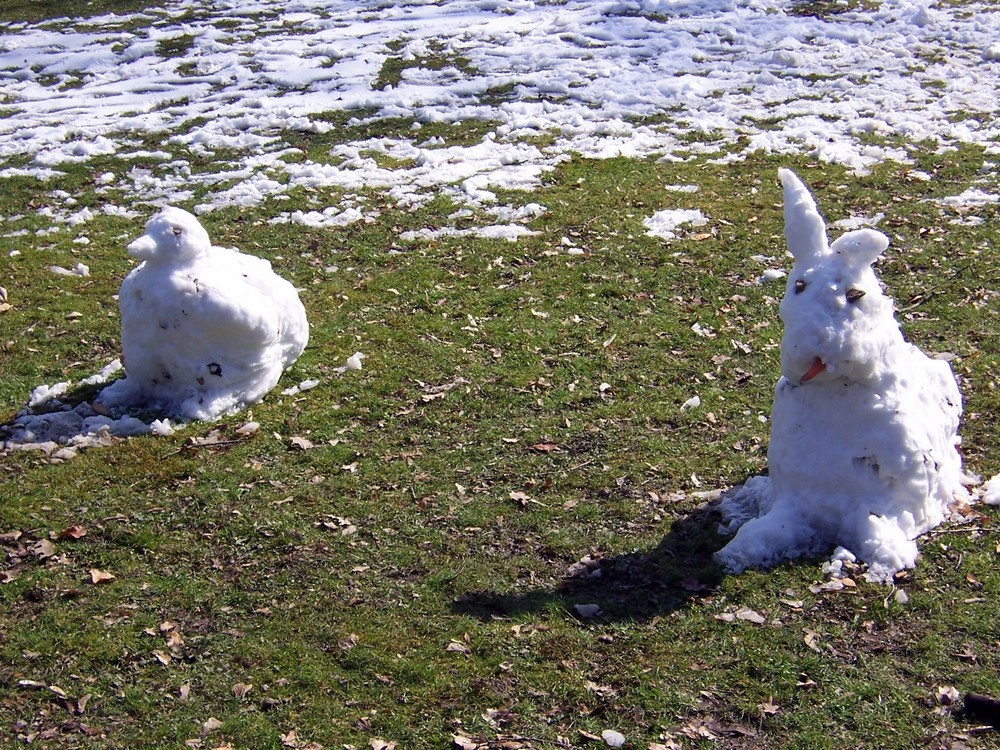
[794,279,807,294]
[846,288,866,303]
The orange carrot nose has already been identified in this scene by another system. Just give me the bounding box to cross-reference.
[801,357,826,382]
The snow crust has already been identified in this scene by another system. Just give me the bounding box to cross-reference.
[0,360,178,461]
[643,209,708,240]
[1,0,999,234]
[715,169,969,582]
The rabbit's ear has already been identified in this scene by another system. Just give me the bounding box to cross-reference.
[830,228,889,269]
[779,168,829,263]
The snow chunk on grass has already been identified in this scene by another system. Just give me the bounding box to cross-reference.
[643,208,708,240]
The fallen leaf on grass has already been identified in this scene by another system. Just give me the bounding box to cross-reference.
[279,729,325,749]
[369,740,397,750]
[188,430,226,447]
[935,685,960,706]
[89,569,115,585]
[201,717,223,735]
[338,634,359,652]
[509,490,546,508]
[288,436,315,451]
[48,684,68,699]
[735,607,766,624]
[31,539,56,559]
[758,697,780,717]
[446,640,472,654]
[452,734,479,750]
[803,629,823,653]
[528,442,560,453]
[232,682,253,699]
[58,525,87,540]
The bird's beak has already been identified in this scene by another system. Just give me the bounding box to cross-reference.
[801,357,827,383]
[127,235,158,260]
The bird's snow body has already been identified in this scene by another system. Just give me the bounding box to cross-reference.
[715,169,967,582]
[99,207,308,420]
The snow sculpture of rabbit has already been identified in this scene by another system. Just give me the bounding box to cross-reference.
[715,169,967,582]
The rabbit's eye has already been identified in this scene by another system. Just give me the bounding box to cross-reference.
[846,287,866,303]
[794,279,807,295]
[171,226,183,236]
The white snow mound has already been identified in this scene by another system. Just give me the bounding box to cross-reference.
[715,169,968,583]
[97,207,309,420]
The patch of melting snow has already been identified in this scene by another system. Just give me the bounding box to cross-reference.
[0,0,997,219]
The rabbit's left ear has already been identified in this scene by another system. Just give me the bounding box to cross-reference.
[779,168,829,264]
[830,228,889,269]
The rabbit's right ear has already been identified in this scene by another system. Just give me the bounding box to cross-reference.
[779,168,829,264]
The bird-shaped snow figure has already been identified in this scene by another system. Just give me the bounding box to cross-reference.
[98,207,309,420]
[715,169,968,582]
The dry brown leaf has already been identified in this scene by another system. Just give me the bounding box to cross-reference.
[201,717,223,735]
[232,682,253,699]
[369,740,397,750]
[58,525,87,540]
[758,697,780,717]
[446,640,471,654]
[189,430,226,447]
[289,436,314,451]
[803,629,823,653]
[452,734,479,750]
[339,634,359,652]
[528,442,560,453]
[31,539,56,559]
[153,650,171,666]
[735,608,766,624]
[89,569,116,585]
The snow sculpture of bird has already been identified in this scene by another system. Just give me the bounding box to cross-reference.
[98,207,309,420]
[715,169,967,582]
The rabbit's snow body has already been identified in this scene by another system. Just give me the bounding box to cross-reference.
[715,169,967,582]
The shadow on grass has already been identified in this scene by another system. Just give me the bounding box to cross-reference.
[0,371,176,456]
[452,499,732,623]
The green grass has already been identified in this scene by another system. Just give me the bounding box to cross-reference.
[3,145,999,749]
[0,0,152,23]
[2,4,1000,750]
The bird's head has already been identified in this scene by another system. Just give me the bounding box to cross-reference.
[128,207,211,263]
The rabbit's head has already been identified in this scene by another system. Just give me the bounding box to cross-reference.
[776,169,901,386]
